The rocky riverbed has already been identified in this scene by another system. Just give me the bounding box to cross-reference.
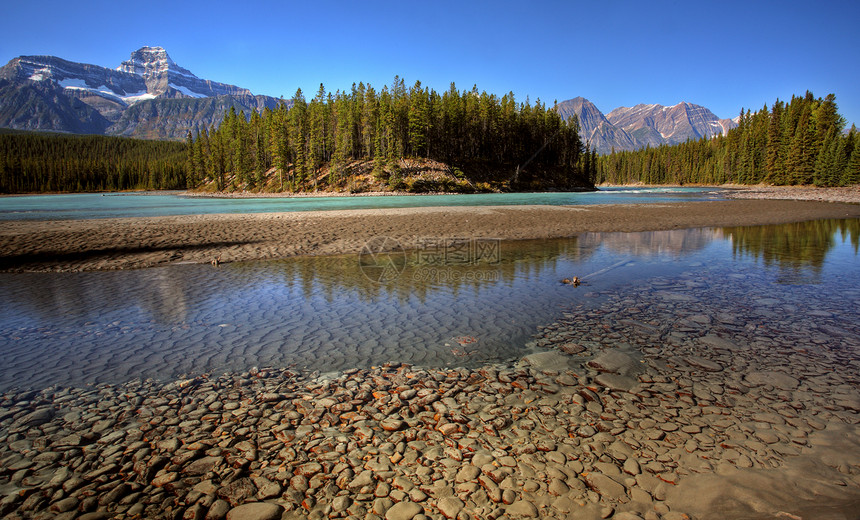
[2,264,859,520]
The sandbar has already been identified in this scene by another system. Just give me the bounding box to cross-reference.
[1,198,859,272]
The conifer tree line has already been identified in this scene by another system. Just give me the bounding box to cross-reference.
[0,131,187,193]
[598,92,860,186]
[186,77,596,192]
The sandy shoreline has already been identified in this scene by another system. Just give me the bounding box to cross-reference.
[725,184,860,204]
[1,198,859,272]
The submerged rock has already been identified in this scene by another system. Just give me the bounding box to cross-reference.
[744,371,800,390]
[2,255,858,520]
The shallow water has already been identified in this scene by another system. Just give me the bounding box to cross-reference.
[0,187,726,220]
[0,218,857,392]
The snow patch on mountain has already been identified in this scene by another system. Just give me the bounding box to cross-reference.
[123,92,157,103]
[57,78,154,104]
[28,67,51,81]
[171,84,207,98]
[58,78,88,89]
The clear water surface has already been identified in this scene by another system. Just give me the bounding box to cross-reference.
[1,219,857,392]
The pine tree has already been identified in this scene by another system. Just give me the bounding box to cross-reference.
[361,85,377,159]
[212,124,225,191]
[330,93,352,186]
[408,80,429,157]
[391,76,408,158]
[814,129,837,186]
[307,84,328,190]
[831,136,848,186]
[589,148,598,185]
[371,88,387,178]
[200,128,213,188]
[786,105,816,184]
[269,104,290,192]
[844,130,860,186]
[765,100,784,183]
[813,93,845,140]
[289,88,308,190]
[191,129,207,188]
[748,106,769,183]
[376,87,398,180]
[254,125,266,189]
[185,130,196,188]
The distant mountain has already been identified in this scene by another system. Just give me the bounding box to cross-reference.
[0,47,281,140]
[607,102,737,147]
[556,98,737,154]
[555,97,637,154]
[0,46,737,148]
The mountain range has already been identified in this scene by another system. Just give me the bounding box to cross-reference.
[0,47,280,139]
[0,47,737,149]
[555,97,737,154]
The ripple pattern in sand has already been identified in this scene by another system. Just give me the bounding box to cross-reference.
[1,221,858,392]
[0,239,619,391]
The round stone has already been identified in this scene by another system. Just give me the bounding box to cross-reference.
[385,501,423,520]
[506,500,539,517]
[438,497,465,519]
[225,502,284,520]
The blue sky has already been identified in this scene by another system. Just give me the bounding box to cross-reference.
[2,0,859,127]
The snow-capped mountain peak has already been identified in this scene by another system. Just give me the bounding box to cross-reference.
[0,47,275,138]
[0,47,252,109]
[117,46,196,80]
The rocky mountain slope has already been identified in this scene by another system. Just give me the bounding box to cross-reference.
[0,47,737,149]
[556,98,737,154]
[0,47,280,139]
[607,102,737,147]
[555,97,638,154]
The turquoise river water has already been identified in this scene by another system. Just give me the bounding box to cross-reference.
[0,187,726,220]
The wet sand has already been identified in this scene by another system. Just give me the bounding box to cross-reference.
[726,184,860,204]
[2,199,860,272]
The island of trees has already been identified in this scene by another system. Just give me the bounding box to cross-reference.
[184,77,596,193]
[597,92,860,186]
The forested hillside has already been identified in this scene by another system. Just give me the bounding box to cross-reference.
[0,130,187,193]
[186,77,597,193]
[597,92,860,186]
[6,89,855,194]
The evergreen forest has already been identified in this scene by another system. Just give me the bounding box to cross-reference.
[0,130,187,193]
[597,92,860,186]
[185,77,597,193]
[2,88,858,194]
